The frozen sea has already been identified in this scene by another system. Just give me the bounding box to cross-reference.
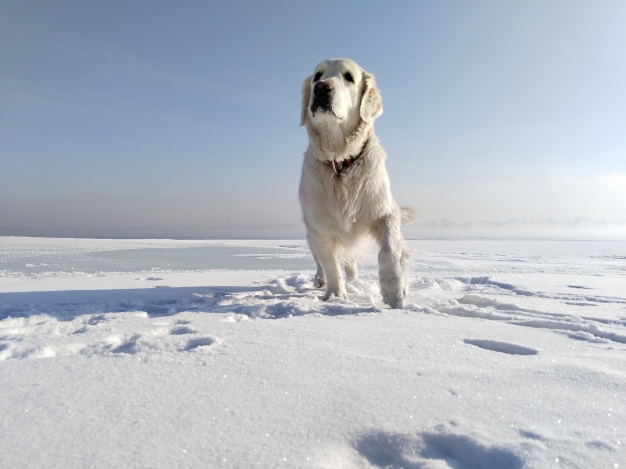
[0,236,625,468]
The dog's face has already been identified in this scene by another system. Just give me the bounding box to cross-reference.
[301,58,382,129]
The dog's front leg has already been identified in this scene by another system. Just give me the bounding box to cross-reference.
[313,262,326,288]
[308,235,347,300]
[306,234,326,288]
[374,214,408,308]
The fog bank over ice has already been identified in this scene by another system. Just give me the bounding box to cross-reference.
[404,217,626,240]
[399,173,626,239]
[1,174,624,240]
[399,174,626,220]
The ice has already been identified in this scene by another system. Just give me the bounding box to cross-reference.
[0,236,624,468]
[0,237,313,277]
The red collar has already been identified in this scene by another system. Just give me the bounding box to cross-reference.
[324,137,369,174]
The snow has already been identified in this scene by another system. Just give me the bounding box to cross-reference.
[0,236,624,468]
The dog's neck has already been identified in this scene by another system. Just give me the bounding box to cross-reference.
[307,121,373,162]
[323,136,369,173]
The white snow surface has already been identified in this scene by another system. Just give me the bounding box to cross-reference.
[1,237,625,469]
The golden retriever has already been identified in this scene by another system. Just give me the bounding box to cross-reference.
[299,58,412,308]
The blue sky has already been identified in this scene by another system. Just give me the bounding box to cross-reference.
[1,0,625,238]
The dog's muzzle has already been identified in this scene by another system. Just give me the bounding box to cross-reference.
[310,80,334,115]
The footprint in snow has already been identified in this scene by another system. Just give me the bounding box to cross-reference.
[170,326,197,335]
[354,426,523,469]
[183,337,215,351]
[110,333,216,355]
[464,338,538,356]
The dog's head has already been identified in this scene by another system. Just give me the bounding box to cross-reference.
[300,58,383,130]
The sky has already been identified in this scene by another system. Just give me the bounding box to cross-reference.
[1,0,625,239]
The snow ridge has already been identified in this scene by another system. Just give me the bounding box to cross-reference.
[2,271,626,363]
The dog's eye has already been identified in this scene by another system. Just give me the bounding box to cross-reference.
[344,72,354,83]
[314,71,322,81]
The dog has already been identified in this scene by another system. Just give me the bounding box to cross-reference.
[299,58,413,308]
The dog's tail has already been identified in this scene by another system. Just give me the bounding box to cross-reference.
[400,206,418,224]
[400,206,417,273]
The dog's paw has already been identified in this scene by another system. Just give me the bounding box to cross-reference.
[381,284,407,309]
[322,288,349,301]
[382,291,405,308]
[314,276,326,288]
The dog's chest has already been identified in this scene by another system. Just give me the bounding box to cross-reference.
[319,165,369,224]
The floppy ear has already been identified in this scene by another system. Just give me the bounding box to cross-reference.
[359,71,383,122]
[300,76,312,126]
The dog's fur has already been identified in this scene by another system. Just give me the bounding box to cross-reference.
[299,58,412,308]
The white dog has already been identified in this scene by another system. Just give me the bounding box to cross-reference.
[299,58,413,308]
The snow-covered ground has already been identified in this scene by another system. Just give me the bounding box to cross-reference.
[1,236,624,469]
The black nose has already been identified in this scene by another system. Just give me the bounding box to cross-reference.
[314,81,333,95]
